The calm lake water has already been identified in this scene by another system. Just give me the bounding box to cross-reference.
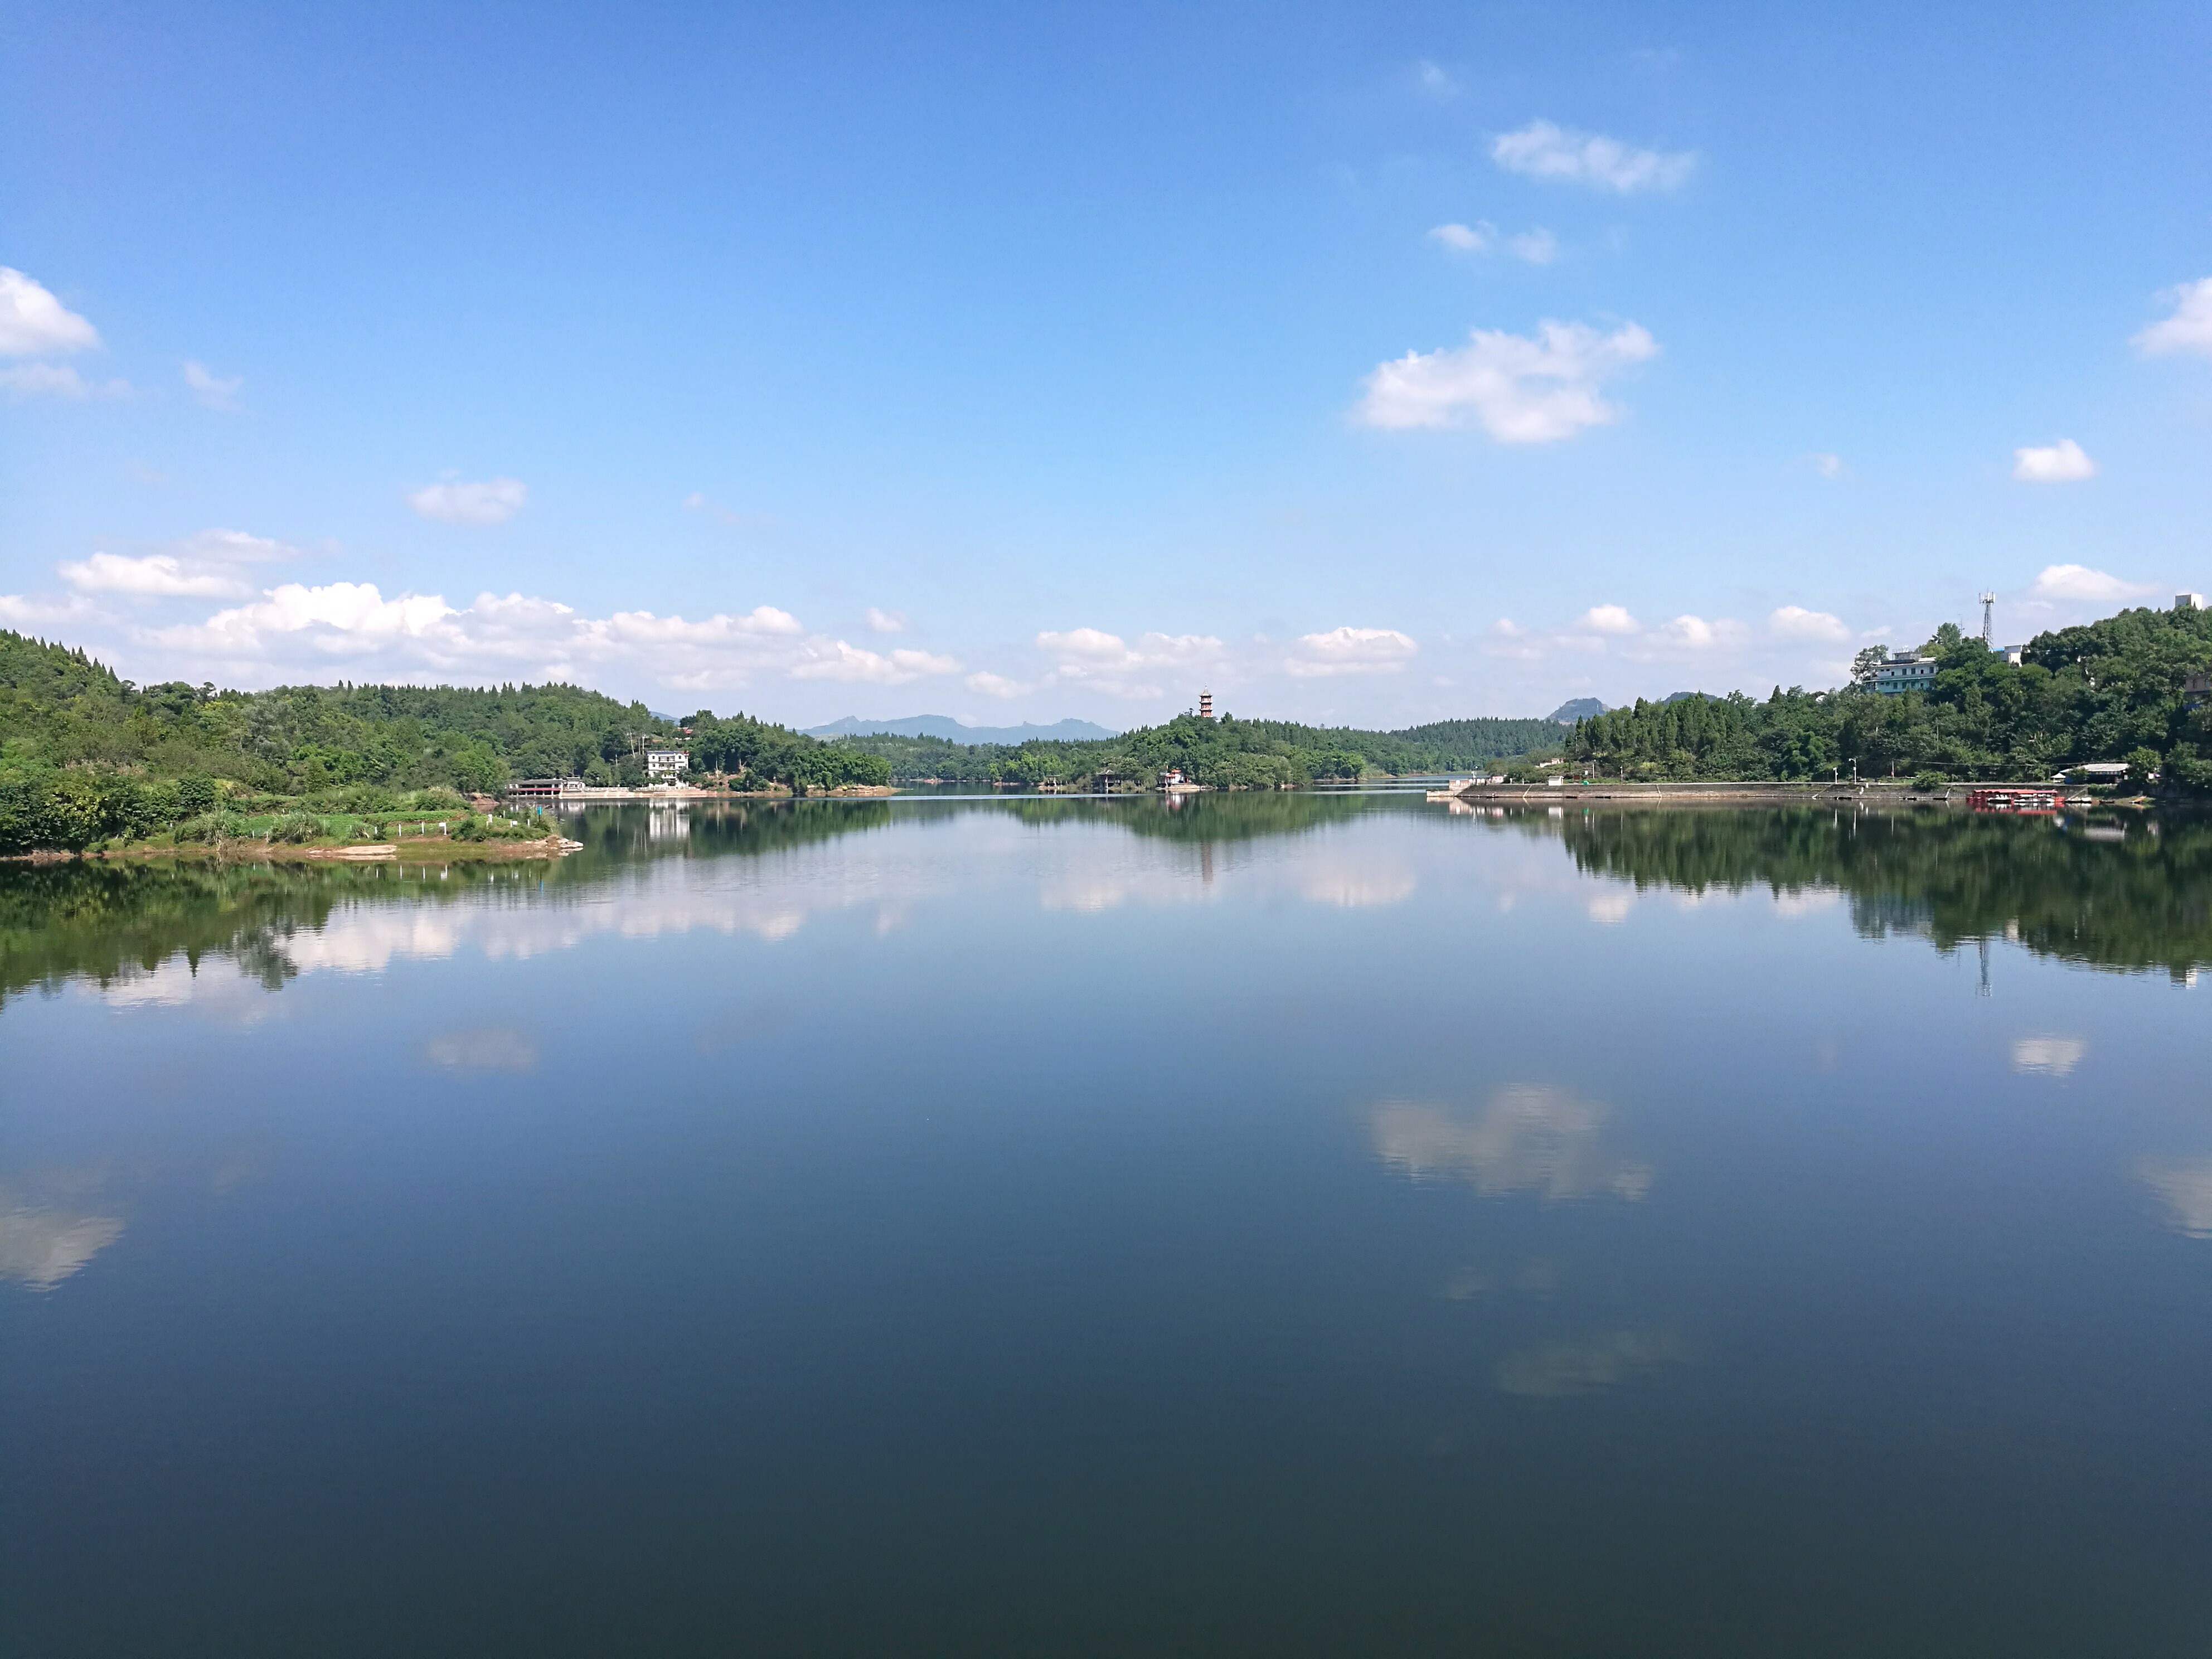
[4,795,2210,1657]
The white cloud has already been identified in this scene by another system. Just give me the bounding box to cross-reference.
[1811,452,1846,479]
[590,606,802,646]
[175,526,298,564]
[1429,221,1492,253]
[0,268,101,357]
[54,526,299,600]
[1650,614,1725,649]
[182,360,242,410]
[2029,564,2155,603]
[1035,627,1223,700]
[964,671,1026,698]
[0,593,99,627]
[407,476,528,525]
[1354,319,1658,441]
[1769,605,1851,642]
[2012,439,2096,482]
[59,552,249,599]
[0,362,129,400]
[155,581,458,657]
[865,607,906,633]
[2133,278,2212,358]
[1284,625,1418,677]
[1578,604,1640,634]
[1490,119,1696,193]
[1427,222,1557,264]
[789,641,961,684]
[1413,59,1459,100]
[1508,228,1559,264]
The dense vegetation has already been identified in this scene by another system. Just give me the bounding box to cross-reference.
[827,713,1564,787]
[1567,606,2212,790]
[0,630,885,851]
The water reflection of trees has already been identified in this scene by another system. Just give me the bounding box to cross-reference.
[14,800,2207,1003]
[1531,807,2212,979]
[0,860,363,1005]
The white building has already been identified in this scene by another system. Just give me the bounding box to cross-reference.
[644,749,688,780]
[1874,653,1939,695]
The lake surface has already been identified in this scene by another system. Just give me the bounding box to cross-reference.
[4,795,2210,1657]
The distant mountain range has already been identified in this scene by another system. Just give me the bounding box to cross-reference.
[806,714,1122,746]
[1545,698,1609,724]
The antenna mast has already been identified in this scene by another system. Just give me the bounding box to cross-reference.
[1978,591,1996,645]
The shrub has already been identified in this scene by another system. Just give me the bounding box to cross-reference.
[269,812,324,844]
[1910,771,1948,791]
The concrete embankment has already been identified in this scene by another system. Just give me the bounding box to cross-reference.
[1440,781,2000,807]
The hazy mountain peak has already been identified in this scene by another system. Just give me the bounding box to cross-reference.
[807,714,1120,746]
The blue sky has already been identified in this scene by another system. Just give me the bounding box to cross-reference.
[5,1,2210,726]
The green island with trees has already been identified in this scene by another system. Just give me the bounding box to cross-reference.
[1566,604,2212,790]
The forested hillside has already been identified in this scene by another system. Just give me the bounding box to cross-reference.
[828,712,1563,786]
[0,631,884,851]
[1567,605,2212,789]
[0,630,676,792]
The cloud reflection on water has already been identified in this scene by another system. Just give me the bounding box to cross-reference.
[2011,1036,2087,1076]
[2137,1160,2212,1238]
[424,1027,539,1071]
[1495,1329,1686,1397]
[1371,1086,1653,1202]
[0,1179,124,1291]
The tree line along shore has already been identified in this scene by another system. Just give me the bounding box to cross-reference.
[4,597,2206,855]
[0,627,1565,854]
[1566,607,2212,790]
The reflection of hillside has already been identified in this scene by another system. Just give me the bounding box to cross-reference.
[1531,808,2212,978]
[1,861,361,1006]
[0,803,901,1007]
[555,798,895,869]
[1,794,1379,1005]
[1099,792,1369,843]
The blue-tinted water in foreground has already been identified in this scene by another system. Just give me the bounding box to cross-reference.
[4,795,2210,1657]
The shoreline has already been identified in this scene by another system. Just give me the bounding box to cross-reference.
[4,834,583,866]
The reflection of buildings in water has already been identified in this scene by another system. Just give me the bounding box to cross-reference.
[2011,1036,2087,1076]
[647,807,690,843]
[1495,1328,1686,1397]
[2137,1159,2212,1238]
[1371,1086,1653,1202]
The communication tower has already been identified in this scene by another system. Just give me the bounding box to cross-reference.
[1979,591,1996,644]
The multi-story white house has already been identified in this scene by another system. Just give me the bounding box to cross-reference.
[644,749,688,780]
[1874,653,1939,695]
